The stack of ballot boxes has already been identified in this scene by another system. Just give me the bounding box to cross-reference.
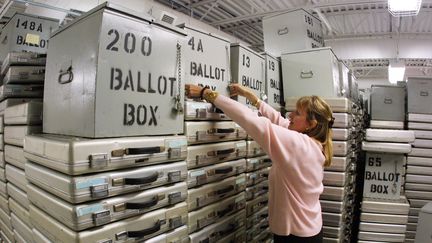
[286,97,363,243]
[181,25,248,242]
[0,51,47,243]
[405,77,432,242]
[21,3,192,242]
[358,84,413,243]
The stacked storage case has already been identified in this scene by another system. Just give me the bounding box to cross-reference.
[0,115,12,242]
[22,3,191,242]
[359,85,413,242]
[0,12,58,241]
[406,77,432,242]
[181,25,248,242]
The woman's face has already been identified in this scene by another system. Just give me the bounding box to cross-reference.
[288,108,311,133]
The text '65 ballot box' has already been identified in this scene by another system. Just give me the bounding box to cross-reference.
[43,3,186,138]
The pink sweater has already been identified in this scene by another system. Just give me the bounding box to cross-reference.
[214,95,324,237]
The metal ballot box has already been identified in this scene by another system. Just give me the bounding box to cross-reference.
[43,3,186,138]
[407,77,432,114]
[0,13,58,62]
[370,85,406,122]
[179,24,231,98]
[230,43,265,110]
[30,202,187,243]
[24,134,187,175]
[263,53,283,109]
[281,47,342,98]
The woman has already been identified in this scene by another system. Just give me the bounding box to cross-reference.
[185,83,334,243]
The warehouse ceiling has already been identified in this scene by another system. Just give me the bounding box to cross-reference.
[155,0,432,80]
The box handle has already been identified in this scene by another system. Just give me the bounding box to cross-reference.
[420,91,429,96]
[208,148,236,157]
[58,66,73,84]
[215,185,234,195]
[300,70,314,79]
[125,196,159,209]
[215,166,233,174]
[209,128,235,134]
[277,27,289,35]
[217,203,235,217]
[111,146,165,157]
[126,219,164,238]
[123,172,159,185]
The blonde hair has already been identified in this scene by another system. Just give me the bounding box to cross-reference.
[296,96,334,167]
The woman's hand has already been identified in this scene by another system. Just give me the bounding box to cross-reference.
[229,83,251,97]
[185,84,203,99]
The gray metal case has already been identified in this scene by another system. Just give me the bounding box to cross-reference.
[246,206,268,229]
[362,141,411,154]
[246,193,268,216]
[405,182,432,191]
[246,219,269,240]
[0,194,9,213]
[185,121,246,145]
[180,24,231,98]
[323,225,349,239]
[326,154,355,172]
[187,193,245,234]
[1,52,46,74]
[24,134,187,175]
[246,140,266,158]
[187,174,246,211]
[408,113,432,122]
[361,197,409,215]
[6,182,29,210]
[0,207,11,229]
[409,199,430,208]
[25,161,187,203]
[30,202,188,243]
[245,180,268,201]
[321,199,353,213]
[5,164,27,192]
[333,141,352,156]
[2,66,45,84]
[185,101,231,121]
[323,212,351,227]
[0,216,14,241]
[4,125,42,147]
[408,122,432,130]
[332,128,353,141]
[369,120,404,130]
[409,147,432,157]
[406,189,432,200]
[246,167,270,187]
[4,145,27,169]
[323,171,352,187]
[0,84,44,100]
[365,129,415,143]
[407,77,432,114]
[230,43,265,110]
[8,197,31,229]
[406,166,432,176]
[360,212,408,225]
[220,227,246,243]
[27,182,187,231]
[412,130,432,139]
[188,159,246,188]
[10,213,32,243]
[0,151,3,167]
[285,97,355,114]
[333,113,353,128]
[186,140,247,169]
[0,167,4,182]
[0,179,7,198]
[4,101,42,125]
[144,225,188,243]
[0,98,42,114]
[43,3,186,138]
[188,210,246,243]
[358,231,405,242]
[370,85,406,122]
[320,186,353,201]
[246,155,271,172]
[412,138,432,148]
[407,156,432,167]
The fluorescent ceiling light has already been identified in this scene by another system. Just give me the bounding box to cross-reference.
[388,60,405,84]
[388,0,422,17]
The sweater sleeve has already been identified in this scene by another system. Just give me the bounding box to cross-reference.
[258,101,290,129]
[213,95,305,159]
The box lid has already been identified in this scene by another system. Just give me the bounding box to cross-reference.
[51,2,185,38]
[177,23,230,43]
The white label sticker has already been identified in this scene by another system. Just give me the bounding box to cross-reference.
[236,177,246,184]
[168,139,187,148]
[190,170,205,177]
[76,204,104,217]
[75,178,106,189]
